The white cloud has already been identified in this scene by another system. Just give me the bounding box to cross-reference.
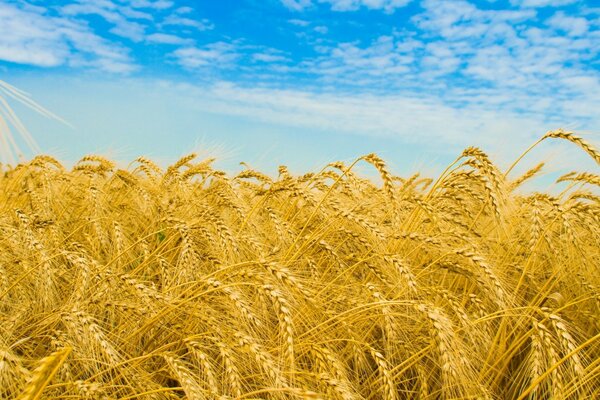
[288,18,310,26]
[175,6,194,14]
[281,0,412,12]
[547,11,589,36]
[0,2,135,72]
[61,1,149,42]
[281,0,313,11]
[510,0,578,7]
[161,15,214,31]
[326,0,412,12]
[414,0,535,40]
[410,1,598,89]
[303,36,416,83]
[172,43,240,69]
[127,0,174,9]
[0,4,69,66]
[444,7,594,114]
[146,33,192,45]
[421,41,462,75]
[172,43,292,70]
[283,0,599,138]
[253,53,289,63]
[0,0,218,72]
[164,80,582,159]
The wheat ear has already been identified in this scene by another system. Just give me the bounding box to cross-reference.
[363,153,396,202]
[19,347,71,400]
[543,129,600,164]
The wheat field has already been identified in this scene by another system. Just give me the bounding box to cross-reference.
[1,129,599,399]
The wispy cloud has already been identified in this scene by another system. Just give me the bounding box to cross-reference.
[411,0,599,94]
[0,2,136,72]
[61,1,148,42]
[414,1,536,39]
[288,18,311,26]
[510,0,579,8]
[171,42,291,72]
[281,0,412,12]
[281,0,313,12]
[252,52,289,63]
[160,15,214,31]
[146,33,193,45]
[172,43,240,69]
[0,0,216,72]
[161,80,582,161]
[127,0,174,10]
[59,0,210,43]
[324,0,412,12]
[302,36,416,82]
[547,11,589,36]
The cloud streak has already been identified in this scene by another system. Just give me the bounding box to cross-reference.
[159,79,598,168]
[281,0,412,12]
[172,43,240,69]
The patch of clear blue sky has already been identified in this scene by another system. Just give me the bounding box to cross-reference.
[1,0,599,182]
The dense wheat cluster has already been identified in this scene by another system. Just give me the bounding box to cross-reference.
[1,129,599,399]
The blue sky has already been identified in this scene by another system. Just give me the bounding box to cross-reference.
[1,0,599,178]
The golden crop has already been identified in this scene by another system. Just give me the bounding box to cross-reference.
[1,129,598,399]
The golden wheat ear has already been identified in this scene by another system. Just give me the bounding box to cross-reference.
[543,129,600,165]
[18,347,72,400]
[362,153,396,202]
[505,129,600,178]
